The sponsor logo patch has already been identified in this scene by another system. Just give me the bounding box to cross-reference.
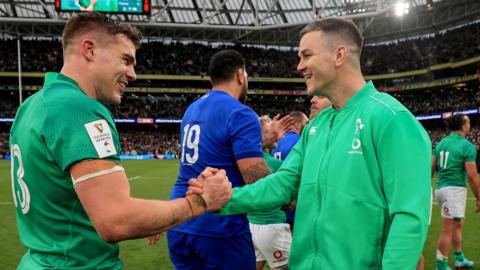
[273,251,283,259]
[84,119,117,158]
[349,117,364,155]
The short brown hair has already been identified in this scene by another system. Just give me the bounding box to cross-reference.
[62,12,142,50]
[289,111,308,124]
[300,18,363,57]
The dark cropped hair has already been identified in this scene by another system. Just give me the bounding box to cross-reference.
[445,114,466,131]
[208,49,245,85]
[62,12,142,50]
[300,17,363,57]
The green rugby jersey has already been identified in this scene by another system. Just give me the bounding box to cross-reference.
[247,152,286,225]
[220,82,432,269]
[435,132,477,189]
[10,73,122,269]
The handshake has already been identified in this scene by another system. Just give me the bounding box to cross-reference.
[187,167,233,212]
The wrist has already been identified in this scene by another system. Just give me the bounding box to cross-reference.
[184,194,207,217]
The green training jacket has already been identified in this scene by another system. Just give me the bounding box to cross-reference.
[220,82,432,269]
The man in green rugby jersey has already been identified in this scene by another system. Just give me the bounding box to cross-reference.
[189,17,432,270]
[433,114,480,270]
[10,12,231,270]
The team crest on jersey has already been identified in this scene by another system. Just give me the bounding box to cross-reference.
[85,119,117,158]
[94,123,104,133]
[309,126,317,136]
[349,117,364,155]
[355,118,364,134]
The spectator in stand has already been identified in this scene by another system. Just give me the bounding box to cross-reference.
[1,21,478,76]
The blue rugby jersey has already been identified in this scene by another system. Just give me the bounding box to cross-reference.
[170,90,263,237]
[271,131,300,161]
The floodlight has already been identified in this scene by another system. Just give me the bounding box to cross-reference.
[394,2,410,16]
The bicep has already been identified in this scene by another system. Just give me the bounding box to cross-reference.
[71,160,131,229]
[236,157,271,184]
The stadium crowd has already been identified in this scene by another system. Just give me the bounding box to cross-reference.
[0,131,8,159]
[110,95,189,119]
[0,21,478,77]
[120,130,180,156]
[1,113,479,159]
[0,130,180,158]
[428,126,480,149]
[391,87,480,116]
[1,86,478,119]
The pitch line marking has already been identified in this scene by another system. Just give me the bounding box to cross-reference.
[128,176,141,181]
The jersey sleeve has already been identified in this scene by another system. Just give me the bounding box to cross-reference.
[464,142,477,163]
[376,112,432,269]
[220,124,306,216]
[228,106,263,160]
[42,102,120,172]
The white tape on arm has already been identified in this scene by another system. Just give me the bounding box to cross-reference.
[71,165,125,185]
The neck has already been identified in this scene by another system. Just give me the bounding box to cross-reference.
[326,69,365,110]
[212,83,241,100]
[60,61,96,99]
[453,130,466,137]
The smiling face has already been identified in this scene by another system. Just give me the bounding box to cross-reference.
[297,31,337,96]
[91,34,137,105]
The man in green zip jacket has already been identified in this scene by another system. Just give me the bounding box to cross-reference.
[189,18,432,270]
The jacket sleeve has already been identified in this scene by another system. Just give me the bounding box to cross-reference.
[219,129,306,215]
[376,112,432,269]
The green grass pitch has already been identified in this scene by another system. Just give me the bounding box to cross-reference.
[1,159,480,269]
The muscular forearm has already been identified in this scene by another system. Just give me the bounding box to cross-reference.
[98,195,206,243]
[238,158,272,184]
[243,163,271,184]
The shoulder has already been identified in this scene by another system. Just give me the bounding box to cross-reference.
[462,138,477,151]
[44,83,109,116]
[227,102,258,123]
[40,85,114,133]
[363,91,419,132]
[365,91,410,119]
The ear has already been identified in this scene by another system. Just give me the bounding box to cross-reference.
[236,68,244,85]
[334,46,347,67]
[79,38,96,62]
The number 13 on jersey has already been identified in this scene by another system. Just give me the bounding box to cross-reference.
[10,144,31,214]
[181,124,201,164]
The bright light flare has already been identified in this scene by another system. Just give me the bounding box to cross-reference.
[394,2,410,16]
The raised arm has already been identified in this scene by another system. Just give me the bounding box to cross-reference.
[72,160,231,243]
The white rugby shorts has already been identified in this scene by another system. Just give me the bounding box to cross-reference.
[435,186,467,219]
[249,223,291,268]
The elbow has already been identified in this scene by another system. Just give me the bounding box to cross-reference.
[94,219,131,244]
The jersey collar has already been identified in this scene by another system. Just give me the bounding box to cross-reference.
[341,81,376,111]
[44,72,79,88]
